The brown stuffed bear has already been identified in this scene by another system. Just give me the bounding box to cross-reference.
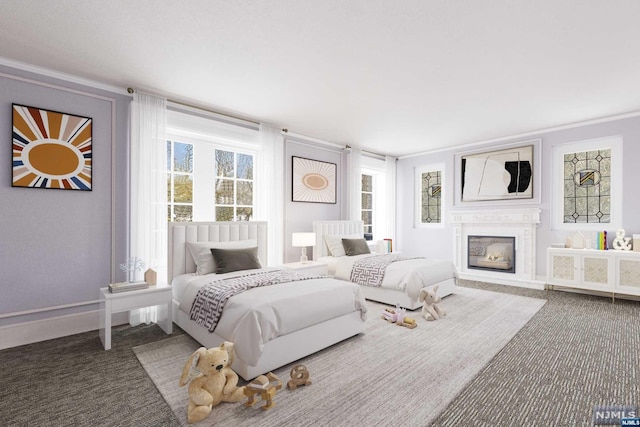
[179,341,246,424]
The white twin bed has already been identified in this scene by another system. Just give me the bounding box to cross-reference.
[169,221,367,381]
[313,220,457,310]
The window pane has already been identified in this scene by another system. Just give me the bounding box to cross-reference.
[236,207,253,221]
[216,179,235,205]
[362,193,372,209]
[166,141,171,170]
[173,205,193,222]
[362,210,372,225]
[237,181,253,205]
[216,150,235,178]
[167,173,172,202]
[237,154,253,179]
[173,142,193,173]
[174,175,193,203]
[216,206,234,221]
[362,174,372,192]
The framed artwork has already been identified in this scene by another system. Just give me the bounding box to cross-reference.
[12,104,92,190]
[455,139,540,205]
[292,156,336,204]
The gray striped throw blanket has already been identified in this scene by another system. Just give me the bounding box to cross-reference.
[350,254,418,287]
[190,269,323,332]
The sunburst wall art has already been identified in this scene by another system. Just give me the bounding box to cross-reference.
[292,156,336,204]
[12,104,92,191]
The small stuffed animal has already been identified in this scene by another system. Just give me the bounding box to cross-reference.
[419,285,446,321]
[179,341,246,424]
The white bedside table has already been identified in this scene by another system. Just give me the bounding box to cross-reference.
[281,261,328,276]
[99,284,173,350]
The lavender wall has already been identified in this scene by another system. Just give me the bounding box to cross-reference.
[396,116,640,278]
[0,64,131,326]
[284,139,344,263]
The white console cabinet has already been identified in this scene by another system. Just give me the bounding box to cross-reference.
[547,248,640,298]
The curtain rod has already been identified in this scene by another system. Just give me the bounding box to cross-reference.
[127,87,261,129]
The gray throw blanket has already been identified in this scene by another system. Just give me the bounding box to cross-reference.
[190,270,322,332]
[350,254,418,287]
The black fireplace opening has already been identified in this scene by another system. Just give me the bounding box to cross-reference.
[467,235,516,274]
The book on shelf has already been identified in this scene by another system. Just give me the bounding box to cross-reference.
[108,281,148,293]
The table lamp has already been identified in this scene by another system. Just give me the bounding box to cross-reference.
[292,232,316,263]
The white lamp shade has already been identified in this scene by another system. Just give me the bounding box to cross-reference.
[292,232,316,247]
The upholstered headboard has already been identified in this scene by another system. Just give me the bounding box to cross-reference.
[312,220,363,259]
[168,221,268,281]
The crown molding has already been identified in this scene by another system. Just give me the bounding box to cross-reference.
[0,56,129,96]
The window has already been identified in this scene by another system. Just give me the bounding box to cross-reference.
[214,149,254,221]
[361,174,373,237]
[167,141,194,222]
[415,163,444,228]
[165,106,260,223]
[552,136,622,230]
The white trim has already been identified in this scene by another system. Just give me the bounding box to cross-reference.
[551,135,623,231]
[0,299,100,319]
[414,163,445,229]
[0,310,128,350]
[0,55,129,95]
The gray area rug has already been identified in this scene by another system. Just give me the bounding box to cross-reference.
[134,287,545,426]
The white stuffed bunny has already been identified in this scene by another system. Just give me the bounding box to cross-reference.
[418,285,446,321]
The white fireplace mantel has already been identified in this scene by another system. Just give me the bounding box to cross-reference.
[450,207,543,288]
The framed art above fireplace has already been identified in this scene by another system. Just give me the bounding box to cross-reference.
[454,139,541,206]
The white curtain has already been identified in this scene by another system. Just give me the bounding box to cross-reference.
[384,155,397,244]
[256,124,284,266]
[129,92,167,325]
[346,147,362,222]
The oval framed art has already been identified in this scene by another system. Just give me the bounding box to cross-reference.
[292,156,336,204]
[12,104,92,191]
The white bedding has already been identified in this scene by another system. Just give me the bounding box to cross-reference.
[333,254,457,301]
[172,268,367,366]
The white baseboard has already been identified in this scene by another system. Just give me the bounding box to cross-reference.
[0,310,129,350]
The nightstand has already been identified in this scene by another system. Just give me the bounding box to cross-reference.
[99,284,173,350]
[281,261,328,276]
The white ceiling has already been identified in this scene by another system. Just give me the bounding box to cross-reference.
[1,1,640,157]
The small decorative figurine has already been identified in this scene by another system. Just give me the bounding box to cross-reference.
[612,229,632,251]
[287,365,311,389]
[244,372,282,410]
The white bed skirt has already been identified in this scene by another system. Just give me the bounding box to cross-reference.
[172,300,365,380]
[360,277,457,310]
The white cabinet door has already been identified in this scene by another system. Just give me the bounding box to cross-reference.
[615,254,640,296]
[548,250,579,286]
[580,253,613,290]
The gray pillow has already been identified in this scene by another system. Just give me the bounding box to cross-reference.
[341,238,371,256]
[210,247,262,274]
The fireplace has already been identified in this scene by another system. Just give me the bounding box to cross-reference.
[449,208,541,288]
[467,235,515,274]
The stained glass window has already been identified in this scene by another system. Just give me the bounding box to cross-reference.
[563,149,610,223]
[421,170,442,224]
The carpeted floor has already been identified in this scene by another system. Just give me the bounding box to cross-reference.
[133,287,545,426]
[0,281,638,427]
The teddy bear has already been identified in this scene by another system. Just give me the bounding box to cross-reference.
[179,341,246,424]
[419,285,446,321]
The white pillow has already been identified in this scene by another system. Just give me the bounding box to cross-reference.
[485,243,511,262]
[186,239,258,275]
[324,234,362,257]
